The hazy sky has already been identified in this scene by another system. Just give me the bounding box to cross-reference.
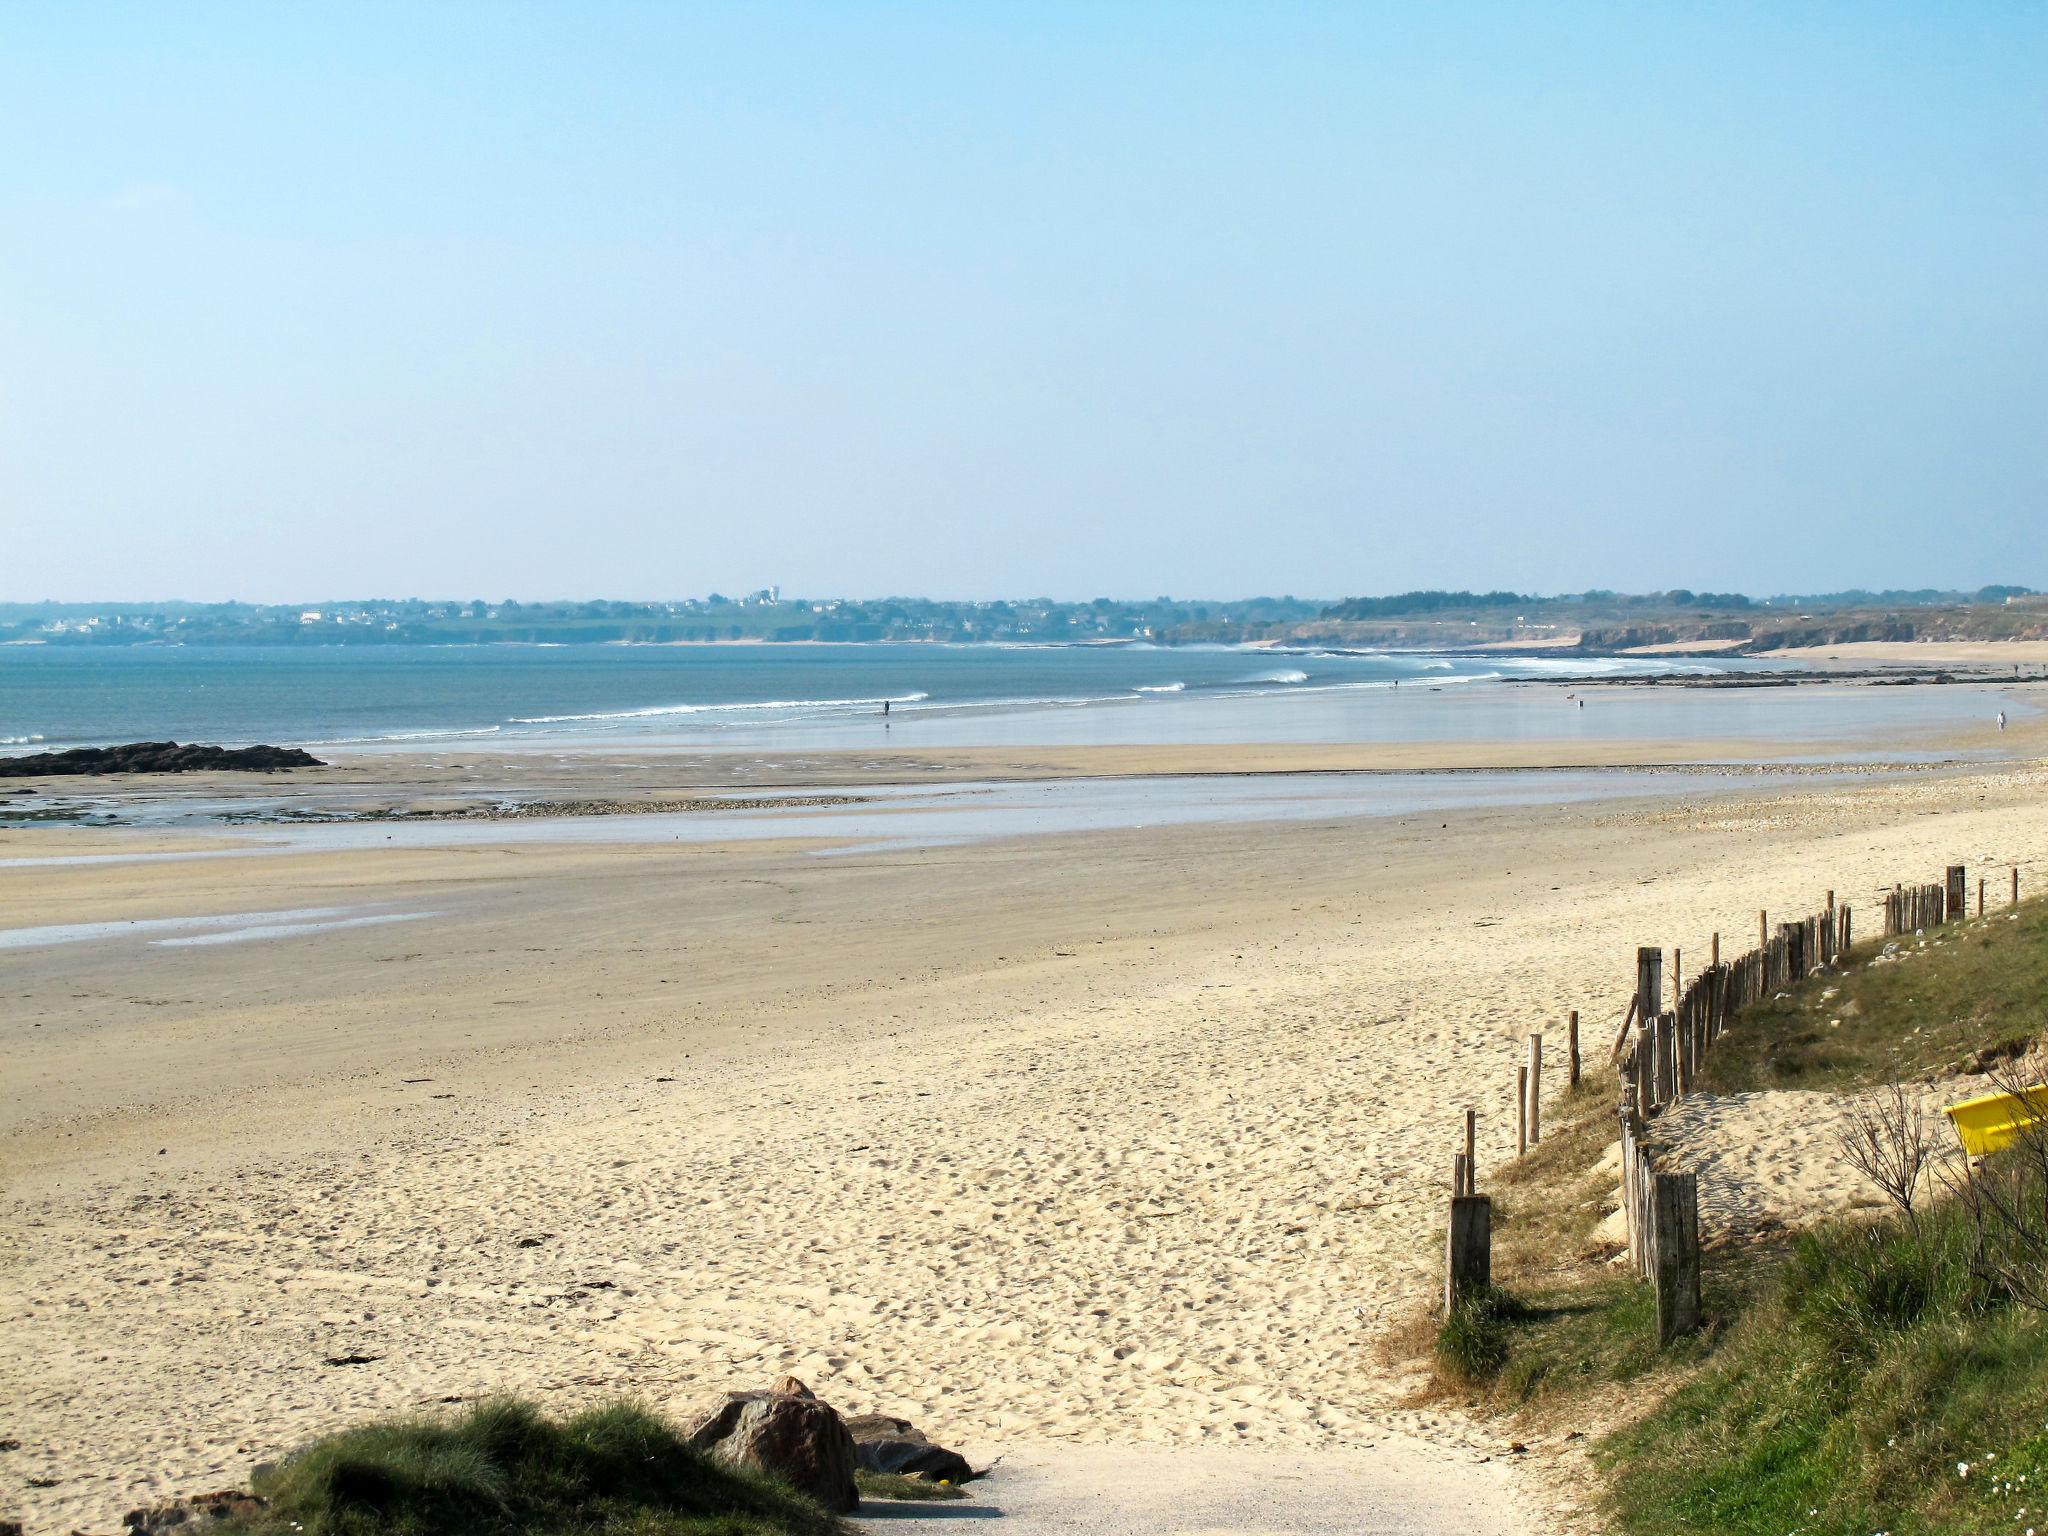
[2,4,2043,602]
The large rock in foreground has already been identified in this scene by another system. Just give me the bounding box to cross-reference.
[684,1385,859,1513]
[123,1491,267,1535]
[843,1413,976,1485]
[0,742,324,777]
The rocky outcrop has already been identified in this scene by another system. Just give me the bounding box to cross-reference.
[0,742,323,777]
[122,1491,267,1535]
[843,1413,976,1484]
[684,1380,858,1513]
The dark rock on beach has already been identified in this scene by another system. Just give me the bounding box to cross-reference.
[0,742,323,777]
[684,1379,859,1513]
[843,1412,977,1485]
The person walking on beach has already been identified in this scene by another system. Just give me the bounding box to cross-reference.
[1999,710,2007,730]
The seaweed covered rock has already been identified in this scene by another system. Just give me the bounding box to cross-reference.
[0,742,323,777]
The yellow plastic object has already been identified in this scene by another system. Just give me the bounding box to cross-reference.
[1945,1086,2048,1157]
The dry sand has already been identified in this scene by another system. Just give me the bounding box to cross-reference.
[1779,639,2048,667]
[4,750,2048,1533]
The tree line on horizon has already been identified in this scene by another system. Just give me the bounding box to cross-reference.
[0,585,2033,647]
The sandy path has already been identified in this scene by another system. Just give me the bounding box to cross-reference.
[4,760,2047,1532]
[856,1440,1527,1535]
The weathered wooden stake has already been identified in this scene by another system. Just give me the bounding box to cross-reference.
[1636,947,1663,1030]
[1445,1195,1492,1314]
[1947,865,1967,922]
[1612,995,1639,1061]
[1516,1066,1528,1156]
[1711,931,1720,968]
[1652,1170,1702,1345]
[1452,1151,1471,1198]
[1526,1034,1543,1145]
[2017,866,2023,907]
[1980,877,1986,917]
[1567,1009,1581,1087]
[1464,1107,1476,1184]
[1671,947,1681,1008]
[1759,909,1768,948]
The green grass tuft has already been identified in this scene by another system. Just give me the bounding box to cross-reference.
[1435,1286,1528,1383]
[246,1398,844,1536]
[853,1471,968,1501]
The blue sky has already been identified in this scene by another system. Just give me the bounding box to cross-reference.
[1,3,2042,601]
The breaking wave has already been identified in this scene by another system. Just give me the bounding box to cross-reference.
[511,693,930,724]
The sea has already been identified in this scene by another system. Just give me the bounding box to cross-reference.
[0,641,2021,756]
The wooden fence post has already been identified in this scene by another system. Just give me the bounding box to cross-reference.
[1567,1009,1581,1087]
[1947,866,1967,922]
[1759,909,1768,949]
[1527,1034,1543,1146]
[1445,1195,1492,1313]
[1671,947,1681,1008]
[1452,1151,1471,1198]
[1980,877,1986,917]
[1517,1066,1529,1156]
[1652,1170,1702,1345]
[1711,931,1720,969]
[1637,947,1663,1030]
[1465,1107,1476,1184]
[2017,867,2023,907]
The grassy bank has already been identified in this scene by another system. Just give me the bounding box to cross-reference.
[1443,894,2048,1535]
[234,1399,845,1536]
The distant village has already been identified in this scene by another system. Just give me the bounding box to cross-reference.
[1,586,2036,650]
[0,592,1326,646]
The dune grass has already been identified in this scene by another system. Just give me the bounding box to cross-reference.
[243,1399,845,1536]
[1696,896,2046,1094]
[1603,1190,2048,1536]
[1436,892,2048,1534]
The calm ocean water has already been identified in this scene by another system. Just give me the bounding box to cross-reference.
[0,642,2014,755]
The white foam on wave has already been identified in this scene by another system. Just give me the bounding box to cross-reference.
[511,693,931,724]
[0,735,46,745]
[1243,668,1308,684]
[304,726,505,746]
[1133,682,1186,694]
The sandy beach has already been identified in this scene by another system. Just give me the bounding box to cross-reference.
[5,725,2048,1532]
